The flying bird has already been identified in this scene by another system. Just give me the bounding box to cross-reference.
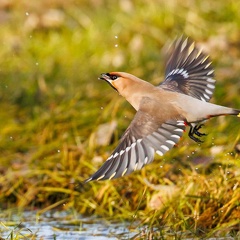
[85,37,240,182]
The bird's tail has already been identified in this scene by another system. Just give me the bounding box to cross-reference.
[236,109,240,117]
[208,106,240,119]
[229,108,240,117]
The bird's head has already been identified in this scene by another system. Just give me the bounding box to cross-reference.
[99,72,120,92]
[98,72,141,96]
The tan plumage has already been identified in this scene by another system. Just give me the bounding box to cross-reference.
[85,37,240,182]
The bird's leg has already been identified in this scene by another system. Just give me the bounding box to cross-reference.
[193,124,207,137]
[188,124,206,143]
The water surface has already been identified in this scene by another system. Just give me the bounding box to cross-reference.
[0,210,138,239]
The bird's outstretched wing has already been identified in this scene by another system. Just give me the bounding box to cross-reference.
[85,109,185,182]
[158,37,216,102]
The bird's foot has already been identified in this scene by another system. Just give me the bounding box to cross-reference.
[188,124,207,143]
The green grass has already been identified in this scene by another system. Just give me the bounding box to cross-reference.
[0,0,239,238]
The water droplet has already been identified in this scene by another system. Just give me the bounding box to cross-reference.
[100,107,103,110]
[115,35,118,39]
[26,12,29,16]
[57,150,60,153]
[160,165,163,168]
[36,62,39,66]
[115,44,118,48]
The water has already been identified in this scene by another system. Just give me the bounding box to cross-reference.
[0,210,138,239]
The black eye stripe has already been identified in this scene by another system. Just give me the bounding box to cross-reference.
[104,73,119,80]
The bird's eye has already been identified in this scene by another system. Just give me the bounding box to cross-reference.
[104,73,118,80]
[110,75,118,80]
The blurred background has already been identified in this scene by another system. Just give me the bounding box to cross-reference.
[0,0,239,236]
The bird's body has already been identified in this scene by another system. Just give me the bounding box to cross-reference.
[112,73,237,122]
[85,37,240,182]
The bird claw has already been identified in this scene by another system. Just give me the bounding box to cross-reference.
[194,124,207,137]
[188,124,207,143]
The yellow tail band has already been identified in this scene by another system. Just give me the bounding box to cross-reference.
[238,113,240,117]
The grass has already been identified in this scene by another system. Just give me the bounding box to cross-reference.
[0,0,239,238]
